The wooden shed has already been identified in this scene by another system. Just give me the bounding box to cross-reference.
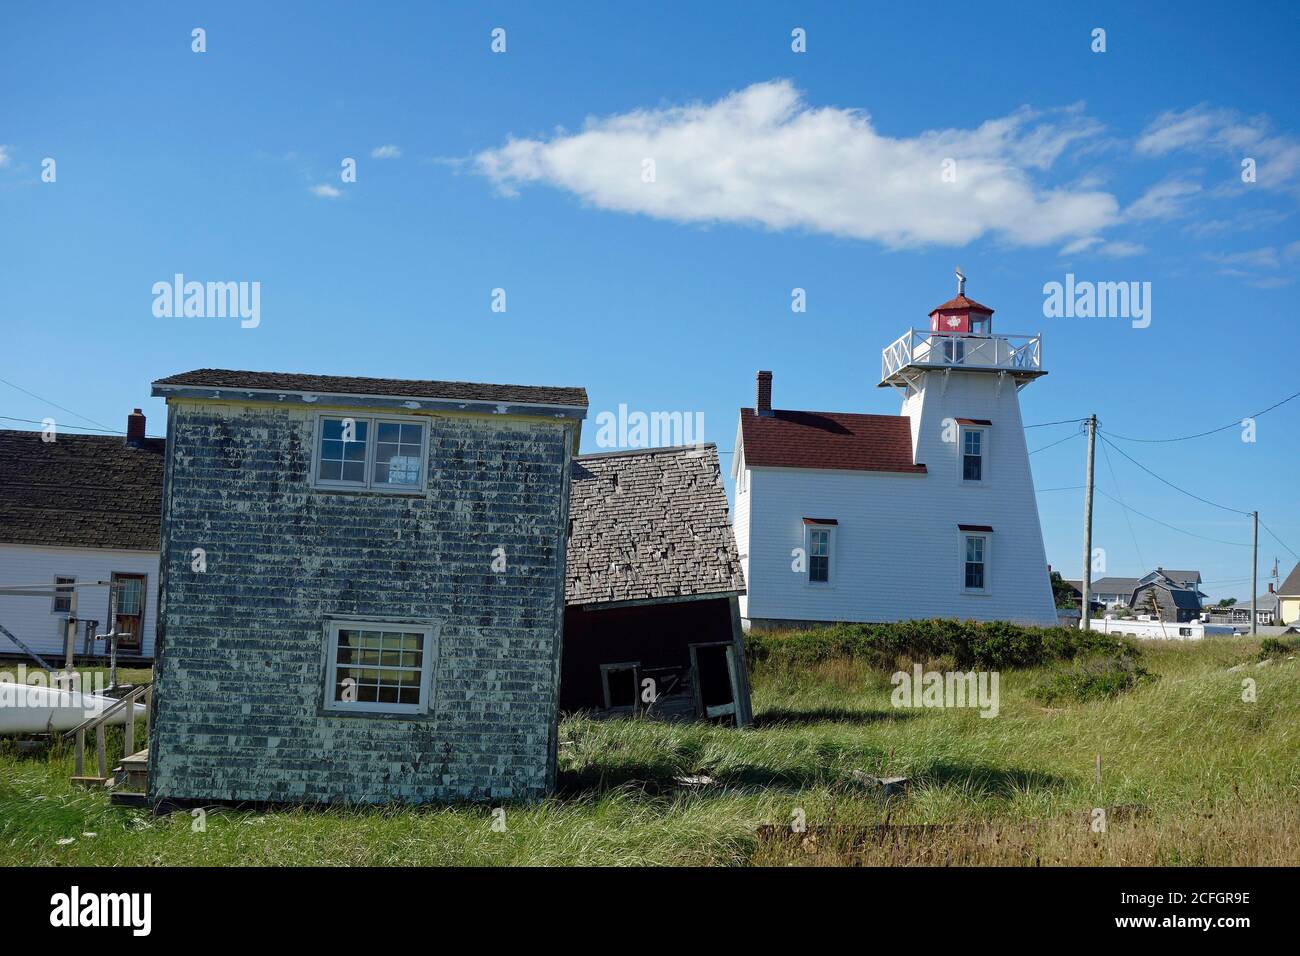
[146,368,586,805]
[561,444,751,725]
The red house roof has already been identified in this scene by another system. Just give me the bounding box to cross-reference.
[738,408,926,474]
[929,294,994,314]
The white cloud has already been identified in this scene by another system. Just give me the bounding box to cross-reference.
[371,145,402,159]
[1137,105,1300,193]
[0,145,10,167]
[1059,236,1146,258]
[475,80,1118,248]
[309,183,342,199]
[1126,178,1202,221]
[1205,242,1300,286]
[1097,240,1147,258]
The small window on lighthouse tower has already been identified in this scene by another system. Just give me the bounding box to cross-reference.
[964,535,988,592]
[961,427,986,482]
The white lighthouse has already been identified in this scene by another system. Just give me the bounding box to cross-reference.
[879,271,1058,625]
[732,272,1059,629]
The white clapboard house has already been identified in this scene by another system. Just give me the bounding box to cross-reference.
[732,276,1058,629]
[0,411,163,664]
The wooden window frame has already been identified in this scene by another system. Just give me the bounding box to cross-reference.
[51,575,75,615]
[960,425,988,484]
[599,661,642,712]
[961,532,990,595]
[310,412,430,494]
[803,523,836,588]
[322,618,438,716]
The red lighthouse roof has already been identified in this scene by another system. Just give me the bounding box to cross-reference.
[929,293,994,316]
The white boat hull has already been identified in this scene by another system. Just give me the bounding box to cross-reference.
[0,683,146,735]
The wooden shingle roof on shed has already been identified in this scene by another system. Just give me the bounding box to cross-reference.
[153,368,588,410]
[0,430,165,551]
[565,444,744,608]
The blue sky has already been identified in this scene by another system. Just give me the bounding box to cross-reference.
[2,2,1297,601]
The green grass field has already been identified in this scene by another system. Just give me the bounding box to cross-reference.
[1,637,1296,866]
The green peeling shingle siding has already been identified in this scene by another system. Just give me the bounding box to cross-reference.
[147,401,573,804]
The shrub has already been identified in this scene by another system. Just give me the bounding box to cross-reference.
[1258,637,1298,661]
[1032,655,1154,705]
[745,619,1137,672]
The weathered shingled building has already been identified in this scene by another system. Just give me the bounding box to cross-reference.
[562,444,751,725]
[0,417,164,663]
[146,368,586,805]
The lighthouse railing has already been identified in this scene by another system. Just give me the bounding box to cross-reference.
[882,329,1042,381]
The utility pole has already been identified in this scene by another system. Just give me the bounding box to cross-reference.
[1080,415,1098,631]
[1251,511,1259,636]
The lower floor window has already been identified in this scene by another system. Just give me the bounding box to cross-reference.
[964,535,987,591]
[325,620,435,715]
[601,662,641,710]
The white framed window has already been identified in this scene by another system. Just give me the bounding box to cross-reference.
[311,413,429,493]
[943,337,965,363]
[323,620,436,715]
[51,576,75,614]
[960,426,987,483]
[963,533,989,593]
[803,520,836,586]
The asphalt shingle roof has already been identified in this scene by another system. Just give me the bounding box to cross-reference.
[739,408,926,474]
[153,368,588,409]
[565,445,744,607]
[0,430,165,551]
[1278,561,1300,595]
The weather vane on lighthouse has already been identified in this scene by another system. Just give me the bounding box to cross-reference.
[955,267,966,296]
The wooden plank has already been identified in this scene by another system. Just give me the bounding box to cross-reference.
[125,696,136,756]
[95,724,106,779]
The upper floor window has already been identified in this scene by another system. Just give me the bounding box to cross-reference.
[961,426,985,482]
[324,620,436,715]
[313,414,428,493]
[943,338,965,364]
[51,576,75,614]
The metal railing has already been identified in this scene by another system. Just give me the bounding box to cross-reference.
[882,329,1042,381]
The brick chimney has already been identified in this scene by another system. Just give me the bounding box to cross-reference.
[126,408,146,447]
[756,370,773,416]
[1268,583,1275,594]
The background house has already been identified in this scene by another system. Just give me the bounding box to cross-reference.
[733,280,1058,629]
[0,412,162,665]
[146,368,586,805]
[562,444,750,725]
[1275,562,1300,625]
[1088,577,1139,609]
[1129,569,1205,623]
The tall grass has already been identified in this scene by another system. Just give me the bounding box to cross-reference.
[1,636,1296,866]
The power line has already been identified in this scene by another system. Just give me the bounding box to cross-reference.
[0,375,115,432]
[1259,518,1300,561]
[0,416,164,439]
[1025,417,1088,428]
[1098,438,1146,569]
[1101,387,1300,444]
[1036,484,1083,493]
[1098,435,1251,516]
[1093,488,1251,547]
[1029,431,1082,455]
